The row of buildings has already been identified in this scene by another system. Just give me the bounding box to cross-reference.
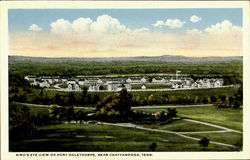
[25,75,224,92]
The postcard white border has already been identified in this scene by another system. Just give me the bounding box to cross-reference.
[1,1,250,160]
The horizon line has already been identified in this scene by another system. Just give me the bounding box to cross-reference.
[8,54,243,59]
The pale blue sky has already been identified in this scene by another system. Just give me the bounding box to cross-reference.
[9,9,242,33]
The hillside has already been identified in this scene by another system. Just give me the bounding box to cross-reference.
[9,55,243,63]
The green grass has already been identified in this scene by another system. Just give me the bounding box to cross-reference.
[176,106,243,131]
[26,105,95,116]
[58,84,67,88]
[139,119,222,132]
[186,132,242,148]
[27,106,49,116]
[130,87,239,99]
[9,123,236,152]
[134,105,243,131]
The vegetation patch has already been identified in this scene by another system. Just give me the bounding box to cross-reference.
[187,132,242,149]
[140,119,222,132]
[9,124,236,152]
[134,105,242,131]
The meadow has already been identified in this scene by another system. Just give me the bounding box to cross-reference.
[9,123,236,152]
[9,104,242,151]
[134,105,243,131]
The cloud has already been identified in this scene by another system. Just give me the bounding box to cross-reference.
[90,15,129,34]
[51,19,72,35]
[204,20,241,34]
[11,18,242,58]
[153,19,185,29]
[165,19,186,29]
[72,17,92,33]
[50,15,132,36]
[28,24,42,32]
[190,15,202,23]
[153,20,165,28]
[186,28,203,35]
[133,28,149,33]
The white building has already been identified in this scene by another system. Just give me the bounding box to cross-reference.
[152,77,165,84]
[88,83,100,91]
[141,85,147,90]
[68,83,80,91]
[25,76,36,82]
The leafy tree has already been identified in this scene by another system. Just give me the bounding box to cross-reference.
[92,95,100,105]
[55,94,61,105]
[159,111,167,125]
[167,108,177,121]
[66,106,74,122]
[199,137,210,150]
[63,97,70,106]
[39,90,44,96]
[99,85,104,90]
[48,105,62,123]
[74,110,85,123]
[148,94,154,105]
[149,142,157,151]
[95,89,132,121]
[9,104,35,140]
[69,92,75,104]
[82,87,88,97]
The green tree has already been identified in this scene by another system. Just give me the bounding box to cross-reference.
[55,94,61,105]
[9,104,35,140]
[66,106,74,122]
[199,137,210,151]
[148,94,154,105]
[74,110,85,123]
[149,142,157,151]
[92,94,100,105]
[48,105,62,123]
[167,108,177,121]
[95,89,132,121]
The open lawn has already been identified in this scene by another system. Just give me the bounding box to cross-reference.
[9,123,235,152]
[139,119,222,132]
[176,106,243,131]
[186,132,242,148]
[134,105,242,131]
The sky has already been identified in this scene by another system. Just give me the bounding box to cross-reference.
[8,9,243,58]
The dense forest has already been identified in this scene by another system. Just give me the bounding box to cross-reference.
[9,61,243,84]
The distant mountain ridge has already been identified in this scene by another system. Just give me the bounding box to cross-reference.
[9,55,243,63]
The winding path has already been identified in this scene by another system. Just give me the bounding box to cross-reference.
[97,122,239,149]
[13,102,242,149]
[182,119,242,134]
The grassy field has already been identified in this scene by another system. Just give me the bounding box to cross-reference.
[134,105,243,131]
[176,106,243,131]
[26,106,95,116]
[186,132,242,148]
[139,119,222,132]
[130,87,239,99]
[9,123,235,152]
[10,104,242,152]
